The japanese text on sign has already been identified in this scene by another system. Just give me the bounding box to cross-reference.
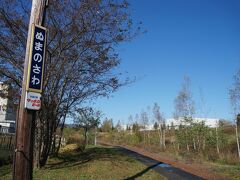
[25,92,41,110]
[27,24,47,93]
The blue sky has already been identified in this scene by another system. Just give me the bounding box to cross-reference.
[94,0,240,124]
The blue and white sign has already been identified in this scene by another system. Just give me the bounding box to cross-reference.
[26,24,47,93]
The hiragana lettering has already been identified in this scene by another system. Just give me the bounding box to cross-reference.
[35,42,43,51]
[31,75,40,85]
[36,32,44,41]
[33,64,41,74]
[33,53,42,62]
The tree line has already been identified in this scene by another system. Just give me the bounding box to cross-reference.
[100,73,240,163]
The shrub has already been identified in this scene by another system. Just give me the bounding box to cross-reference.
[76,139,86,152]
[0,149,12,166]
[67,134,82,145]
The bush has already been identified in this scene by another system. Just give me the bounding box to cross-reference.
[0,149,12,166]
[206,151,219,162]
[67,134,82,145]
[76,139,86,152]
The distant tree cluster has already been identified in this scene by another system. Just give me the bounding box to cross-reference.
[100,118,114,132]
[100,74,240,163]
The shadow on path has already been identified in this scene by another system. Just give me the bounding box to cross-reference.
[124,163,161,180]
[116,146,204,180]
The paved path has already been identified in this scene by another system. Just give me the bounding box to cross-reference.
[116,146,204,180]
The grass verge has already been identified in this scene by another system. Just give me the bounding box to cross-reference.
[211,163,240,180]
[0,144,165,180]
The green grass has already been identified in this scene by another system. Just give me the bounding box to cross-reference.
[0,144,165,180]
[211,163,240,180]
[0,164,11,179]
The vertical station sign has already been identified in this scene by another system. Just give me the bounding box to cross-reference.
[25,24,47,110]
[27,24,47,93]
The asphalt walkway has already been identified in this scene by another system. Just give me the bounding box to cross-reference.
[116,146,204,180]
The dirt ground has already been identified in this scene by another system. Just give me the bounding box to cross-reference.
[99,142,229,180]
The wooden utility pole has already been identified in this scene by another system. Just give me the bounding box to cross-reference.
[13,0,47,179]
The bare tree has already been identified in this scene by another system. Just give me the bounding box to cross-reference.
[146,106,152,143]
[174,76,195,121]
[153,103,165,149]
[215,123,220,155]
[229,70,240,159]
[74,107,101,149]
[198,87,211,118]
[140,110,148,144]
[128,115,133,134]
[128,115,134,125]
[0,0,141,167]
[196,88,212,151]
[131,113,140,133]
[174,76,195,151]
[135,113,139,124]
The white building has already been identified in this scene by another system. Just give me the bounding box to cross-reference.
[0,83,16,134]
[120,117,221,132]
[134,117,220,132]
[118,124,127,131]
[165,117,219,128]
[139,124,155,131]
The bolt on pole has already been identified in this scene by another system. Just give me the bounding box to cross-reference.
[13,0,48,179]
